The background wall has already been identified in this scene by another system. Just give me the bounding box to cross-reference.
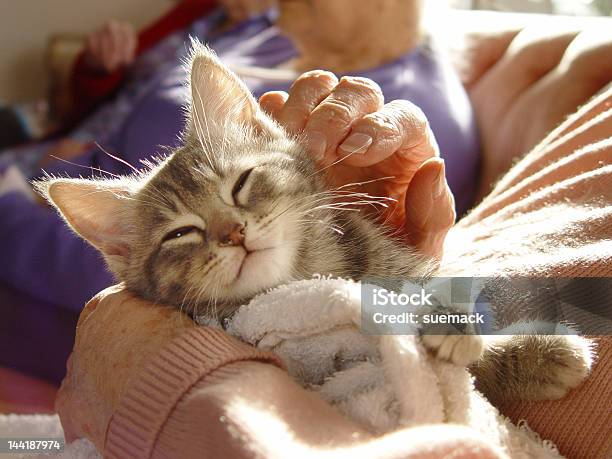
[0,0,175,103]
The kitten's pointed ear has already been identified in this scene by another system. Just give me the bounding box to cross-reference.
[35,178,134,274]
[187,40,281,137]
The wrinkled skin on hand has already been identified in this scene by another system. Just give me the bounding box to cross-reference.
[260,71,456,260]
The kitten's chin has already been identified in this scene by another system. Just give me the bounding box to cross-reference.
[225,244,295,300]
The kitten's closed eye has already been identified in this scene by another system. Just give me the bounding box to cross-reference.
[232,167,255,206]
[162,226,202,243]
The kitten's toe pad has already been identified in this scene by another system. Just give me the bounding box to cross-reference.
[531,335,594,400]
[422,334,484,367]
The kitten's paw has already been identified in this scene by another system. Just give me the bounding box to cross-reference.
[422,334,484,367]
[528,335,594,400]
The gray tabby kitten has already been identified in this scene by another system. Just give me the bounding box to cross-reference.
[37,44,592,401]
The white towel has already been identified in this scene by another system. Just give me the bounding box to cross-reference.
[228,277,564,459]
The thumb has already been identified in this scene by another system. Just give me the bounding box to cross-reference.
[404,158,455,260]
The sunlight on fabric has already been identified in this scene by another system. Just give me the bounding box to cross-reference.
[227,398,311,456]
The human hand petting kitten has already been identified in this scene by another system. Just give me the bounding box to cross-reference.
[260,71,456,260]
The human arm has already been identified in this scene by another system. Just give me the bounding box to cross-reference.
[57,286,506,459]
[69,0,217,119]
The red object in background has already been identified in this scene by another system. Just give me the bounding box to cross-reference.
[71,0,217,118]
[0,367,57,414]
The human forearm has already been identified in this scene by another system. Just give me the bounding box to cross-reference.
[57,287,283,452]
[152,361,505,459]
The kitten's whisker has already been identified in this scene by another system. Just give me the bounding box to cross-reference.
[278,186,396,220]
[46,156,120,178]
[307,198,390,214]
[293,219,345,235]
[333,176,397,191]
[259,193,356,229]
[328,190,397,203]
[305,147,362,180]
[94,142,139,174]
[179,285,196,318]
[329,198,390,208]
[310,205,361,213]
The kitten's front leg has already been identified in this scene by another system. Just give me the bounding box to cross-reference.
[418,305,485,367]
[422,334,484,367]
[471,334,594,401]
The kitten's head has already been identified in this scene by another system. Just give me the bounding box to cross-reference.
[36,43,327,317]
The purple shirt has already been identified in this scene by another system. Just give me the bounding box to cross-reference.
[0,11,480,382]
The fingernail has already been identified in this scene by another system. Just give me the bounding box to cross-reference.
[339,133,373,155]
[304,131,327,160]
[433,159,446,199]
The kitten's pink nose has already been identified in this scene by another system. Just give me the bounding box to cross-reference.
[218,222,246,247]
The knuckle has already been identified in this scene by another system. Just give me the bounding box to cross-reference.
[388,100,429,132]
[337,76,384,102]
[311,100,353,129]
[292,70,338,92]
[360,111,398,136]
[281,104,309,124]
